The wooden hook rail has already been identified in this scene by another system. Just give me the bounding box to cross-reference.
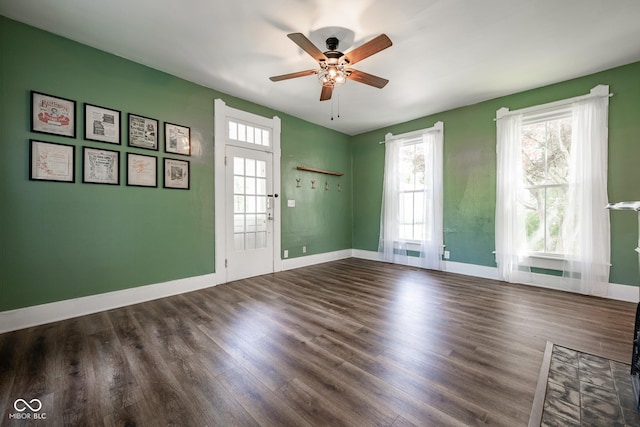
[296,166,344,176]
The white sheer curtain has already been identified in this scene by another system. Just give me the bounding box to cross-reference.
[495,86,610,295]
[495,113,529,283]
[379,123,443,270]
[562,95,610,295]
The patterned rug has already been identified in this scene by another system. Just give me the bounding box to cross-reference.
[530,342,639,426]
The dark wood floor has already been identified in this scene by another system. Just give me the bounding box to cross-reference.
[0,258,635,426]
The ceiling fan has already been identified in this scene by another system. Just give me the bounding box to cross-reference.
[269,32,393,101]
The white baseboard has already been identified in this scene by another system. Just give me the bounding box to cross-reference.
[0,273,218,334]
[351,249,639,303]
[281,249,352,271]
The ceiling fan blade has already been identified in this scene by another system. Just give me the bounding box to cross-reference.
[287,33,327,62]
[347,69,389,88]
[269,69,317,82]
[320,85,333,101]
[342,34,392,65]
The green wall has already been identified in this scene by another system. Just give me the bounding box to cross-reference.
[352,61,640,286]
[0,17,352,311]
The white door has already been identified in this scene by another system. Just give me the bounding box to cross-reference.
[225,145,275,281]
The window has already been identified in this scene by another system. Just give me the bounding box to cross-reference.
[398,140,430,242]
[495,85,611,295]
[379,122,443,270]
[521,109,571,255]
[228,119,270,147]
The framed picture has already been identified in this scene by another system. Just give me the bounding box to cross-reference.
[164,158,190,190]
[164,122,191,156]
[128,113,158,150]
[84,103,121,144]
[29,140,75,182]
[83,147,120,185]
[127,153,157,187]
[31,91,76,138]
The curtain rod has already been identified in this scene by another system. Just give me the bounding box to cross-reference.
[495,84,612,121]
[379,121,443,144]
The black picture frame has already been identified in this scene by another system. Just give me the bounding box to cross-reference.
[128,113,159,151]
[163,158,190,190]
[29,139,75,182]
[82,147,120,185]
[84,103,121,144]
[31,91,76,138]
[126,153,157,188]
[164,122,191,156]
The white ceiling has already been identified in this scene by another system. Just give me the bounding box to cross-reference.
[2,0,640,135]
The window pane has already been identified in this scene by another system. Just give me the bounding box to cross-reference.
[545,186,567,254]
[246,125,254,143]
[523,187,544,252]
[522,123,546,186]
[228,121,237,140]
[399,192,413,224]
[262,130,270,146]
[255,129,262,145]
[546,118,571,185]
[238,124,246,142]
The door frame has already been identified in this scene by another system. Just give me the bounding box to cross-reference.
[214,99,282,283]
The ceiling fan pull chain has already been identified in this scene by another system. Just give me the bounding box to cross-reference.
[331,96,334,120]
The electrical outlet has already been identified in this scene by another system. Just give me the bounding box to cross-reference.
[302,246,307,254]
[444,250,450,260]
[284,250,289,258]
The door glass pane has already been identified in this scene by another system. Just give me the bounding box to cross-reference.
[246,214,257,232]
[234,157,244,175]
[246,195,256,213]
[256,160,266,177]
[246,233,256,250]
[234,214,245,233]
[256,178,266,195]
[256,196,266,213]
[256,214,267,231]
[234,195,245,213]
[234,176,244,194]
[234,233,244,251]
[246,159,256,177]
[245,177,256,195]
[256,232,267,248]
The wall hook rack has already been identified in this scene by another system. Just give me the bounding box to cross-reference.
[296,166,344,176]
